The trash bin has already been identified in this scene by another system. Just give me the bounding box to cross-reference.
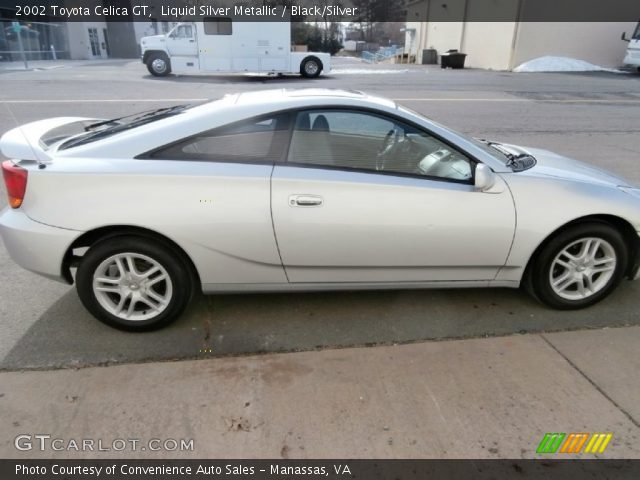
[440,49,467,69]
[421,48,437,65]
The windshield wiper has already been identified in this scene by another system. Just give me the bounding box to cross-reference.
[61,105,190,150]
[477,138,516,161]
[476,138,537,172]
[84,105,189,131]
[477,138,536,168]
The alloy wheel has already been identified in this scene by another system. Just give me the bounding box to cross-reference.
[92,252,173,321]
[549,237,617,301]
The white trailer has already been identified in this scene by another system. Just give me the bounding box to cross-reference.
[140,19,331,78]
[622,21,640,72]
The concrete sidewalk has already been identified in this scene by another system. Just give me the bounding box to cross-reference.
[1,326,638,459]
[0,59,133,72]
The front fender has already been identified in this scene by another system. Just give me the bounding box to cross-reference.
[142,49,168,64]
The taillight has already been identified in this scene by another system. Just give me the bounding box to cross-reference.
[2,160,28,208]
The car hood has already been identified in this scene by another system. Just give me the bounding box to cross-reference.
[141,35,165,47]
[503,144,636,188]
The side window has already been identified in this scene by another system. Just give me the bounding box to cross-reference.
[149,114,289,163]
[287,110,474,182]
[170,25,193,39]
[204,18,232,35]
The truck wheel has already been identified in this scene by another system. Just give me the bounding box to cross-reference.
[300,57,322,78]
[147,53,171,77]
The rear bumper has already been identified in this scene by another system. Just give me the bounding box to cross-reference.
[0,208,81,283]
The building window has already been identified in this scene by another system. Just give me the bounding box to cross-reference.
[87,28,100,56]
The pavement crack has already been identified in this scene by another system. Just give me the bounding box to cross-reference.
[540,334,640,429]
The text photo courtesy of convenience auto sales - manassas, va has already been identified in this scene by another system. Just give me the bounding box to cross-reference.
[0,0,640,479]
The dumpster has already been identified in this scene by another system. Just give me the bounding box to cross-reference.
[440,49,467,69]
[421,48,437,65]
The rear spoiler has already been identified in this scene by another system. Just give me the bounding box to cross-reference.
[0,117,97,163]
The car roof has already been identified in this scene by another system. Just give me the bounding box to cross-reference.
[230,88,398,109]
[53,89,397,158]
[52,88,512,172]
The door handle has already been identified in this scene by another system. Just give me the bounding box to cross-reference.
[288,195,323,207]
[189,39,195,43]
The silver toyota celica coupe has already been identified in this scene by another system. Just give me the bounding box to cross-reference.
[1,89,639,330]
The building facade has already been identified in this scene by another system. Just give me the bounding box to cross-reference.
[406,0,636,70]
[1,2,174,61]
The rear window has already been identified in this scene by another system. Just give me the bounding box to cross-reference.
[39,121,95,149]
[58,104,195,150]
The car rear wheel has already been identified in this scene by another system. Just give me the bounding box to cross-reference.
[528,222,628,309]
[147,53,171,77]
[76,236,192,331]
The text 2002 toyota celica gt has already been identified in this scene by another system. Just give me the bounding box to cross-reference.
[1,89,640,330]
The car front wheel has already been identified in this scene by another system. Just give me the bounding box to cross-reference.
[146,53,171,77]
[529,222,628,309]
[76,236,192,331]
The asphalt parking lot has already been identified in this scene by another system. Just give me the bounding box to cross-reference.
[1,58,639,370]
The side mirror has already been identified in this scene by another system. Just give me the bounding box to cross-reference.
[475,164,496,191]
[622,32,630,42]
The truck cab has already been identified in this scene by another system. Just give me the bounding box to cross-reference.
[622,22,640,72]
[141,19,331,78]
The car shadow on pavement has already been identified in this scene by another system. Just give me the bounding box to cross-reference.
[2,282,639,371]
[142,73,329,84]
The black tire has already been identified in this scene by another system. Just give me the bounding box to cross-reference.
[300,56,322,78]
[527,222,628,310]
[76,236,192,331]
[146,53,171,77]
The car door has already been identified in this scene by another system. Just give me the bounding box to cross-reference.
[166,24,198,57]
[271,109,516,283]
[145,112,292,286]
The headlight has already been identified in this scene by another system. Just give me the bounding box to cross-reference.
[618,186,640,199]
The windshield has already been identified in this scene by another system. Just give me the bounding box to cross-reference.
[58,104,193,150]
[397,104,513,165]
[633,22,640,40]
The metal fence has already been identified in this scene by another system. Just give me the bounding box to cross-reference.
[361,46,403,64]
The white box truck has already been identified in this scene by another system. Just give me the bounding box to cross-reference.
[140,18,331,78]
[622,21,640,72]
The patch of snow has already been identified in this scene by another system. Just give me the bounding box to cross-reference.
[333,56,366,63]
[513,56,622,73]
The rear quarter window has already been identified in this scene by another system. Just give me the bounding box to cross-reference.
[146,113,290,163]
